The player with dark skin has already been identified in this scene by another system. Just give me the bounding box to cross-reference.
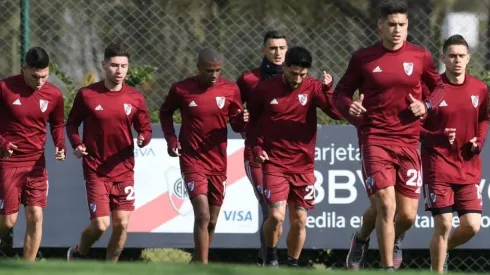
[161,48,248,264]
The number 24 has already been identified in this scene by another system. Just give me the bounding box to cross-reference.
[406,169,422,193]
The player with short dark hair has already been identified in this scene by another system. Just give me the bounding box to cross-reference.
[248,46,342,267]
[66,43,152,262]
[421,34,488,273]
[236,30,287,265]
[160,47,248,264]
[334,0,445,270]
[0,47,65,261]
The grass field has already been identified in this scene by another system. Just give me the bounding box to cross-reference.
[0,260,475,275]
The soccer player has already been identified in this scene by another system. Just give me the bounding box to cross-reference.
[159,47,248,264]
[236,30,287,265]
[333,0,445,270]
[66,43,152,262]
[0,47,65,262]
[248,46,342,267]
[421,35,488,273]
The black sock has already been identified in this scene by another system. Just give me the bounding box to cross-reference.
[287,256,299,266]
[266,246,278,262]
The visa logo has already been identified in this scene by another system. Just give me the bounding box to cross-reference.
[134,148,155,157]
[224,210,252,222]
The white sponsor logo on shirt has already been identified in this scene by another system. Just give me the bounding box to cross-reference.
[40,99,49,112]
[270,98,278,105]
[188,101,197,107]
[372,66,382,73]
[95,105,103,111]
[12,99,21,105]
[439,100,448,107]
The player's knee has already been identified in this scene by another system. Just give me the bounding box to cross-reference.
[112,218,129,232]
[374,191,396,220]
[25,207,42,227]
[434,216,452,235]
[290,216,306,230]
[397,210,417,227]
[195,212,211,228]
[460,218,481,236]
[91,218,110,233]
[0,215,17,230]
[268,211,285,226]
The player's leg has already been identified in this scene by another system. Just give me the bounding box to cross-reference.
[105,181,135,262]
[347,158,376,270]
[183,173,211,264]
[286,173,315,267]
[22,166,49,261]
[244,157,267,265]
[447,184,482,251]
[393,147,422,269]
[207,175,227,245]
[347,197,376,270]
[67,180,111,260]
[262,173,289,266]
[362,145,397,269]
[0,167,22,247]
[423,182,454,273]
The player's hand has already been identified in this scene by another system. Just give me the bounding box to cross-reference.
[55,147,66,161]
[168,142,181,157]
[236,109,249,123]
[408,94,426,117]
[74,144,88,158]
[444,128,456,145]
[322,71,333,86]
[349,94,366,117]
[2,143,18,159]
[137,134,145,148]
[256,151,269,163]
[469,137,479,153]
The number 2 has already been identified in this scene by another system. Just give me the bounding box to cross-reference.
[406,169,422,193]
[124,186,136,201]
[304,185,315,200]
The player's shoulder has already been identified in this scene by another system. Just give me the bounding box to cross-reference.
[467,74,489,93]
[351,42,383,60]
[239,67,261,82]
[43,81,63,94]
[218,77,238,87]
[172,76,198,91]
[0,74,23,89]
[404,42,432,57]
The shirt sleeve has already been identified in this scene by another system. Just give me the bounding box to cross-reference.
[159,85,180,148]
[133,94,152,148]
[49,93,66,151]
[475,86,490,153]
[0,83,8,148]
[247,84,265,153]
[314,79,342,120]
[421,50,445,110]
[66,90,86,149]
[236,73,250,104]
[333,52,364,126]
[228,85,246,133]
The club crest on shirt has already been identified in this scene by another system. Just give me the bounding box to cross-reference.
[298,94,308,106]
[123,103,132,115]
[216,96,225,109]
[39,99,49,113]
[403,62,414,76]
[471,95,479,108]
